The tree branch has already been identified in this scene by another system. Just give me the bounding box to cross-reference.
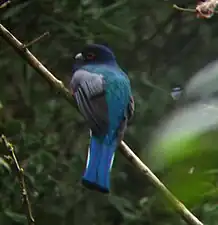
[0,23,204,225]
[1,135,35,225]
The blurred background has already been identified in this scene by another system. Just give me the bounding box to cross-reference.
[0,0,218,224]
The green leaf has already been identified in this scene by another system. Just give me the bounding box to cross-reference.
[4,210,26,223]
[0,157,11,172]
[2,2,31,20]
[108,195,136,218]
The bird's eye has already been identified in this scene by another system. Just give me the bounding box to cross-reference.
[87,53,96,60]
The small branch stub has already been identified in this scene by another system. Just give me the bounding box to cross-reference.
[22,31,50,49]
[173,4,196,13]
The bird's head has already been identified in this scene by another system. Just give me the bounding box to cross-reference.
[73,44,116,71]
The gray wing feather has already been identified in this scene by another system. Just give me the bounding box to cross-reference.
[71,69,109,135]
[127,95,135,123]
[70,69,104,97]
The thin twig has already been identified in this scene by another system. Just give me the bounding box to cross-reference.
[0,31,50,57]
[0,22,204,225]
[1,135,35,225]
[22,31,50,48]
[173,4,196,13]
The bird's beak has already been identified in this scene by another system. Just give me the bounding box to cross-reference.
[75,53,84,60]
[171,87,182,100]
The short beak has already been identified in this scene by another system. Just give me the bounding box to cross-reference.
[75,53,84,60]
[171,87,182,100]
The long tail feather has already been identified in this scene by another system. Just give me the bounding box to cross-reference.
[82,135,117,193]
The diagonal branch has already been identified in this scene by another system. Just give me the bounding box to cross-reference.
[1,135,35,225]
[0,23,203,225]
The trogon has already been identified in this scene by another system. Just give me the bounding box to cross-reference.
[70,44,134,193]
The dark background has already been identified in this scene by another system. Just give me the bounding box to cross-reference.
[0,0,217,224]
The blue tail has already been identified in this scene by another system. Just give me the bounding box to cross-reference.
[82,136,117,193]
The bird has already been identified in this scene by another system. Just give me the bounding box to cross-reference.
[70,44,134,193]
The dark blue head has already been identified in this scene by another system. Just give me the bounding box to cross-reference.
[72,44,117,72]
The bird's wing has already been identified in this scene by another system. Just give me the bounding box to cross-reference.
[70,69,109,136]
[127,95,135,122]
[116,95,134,142]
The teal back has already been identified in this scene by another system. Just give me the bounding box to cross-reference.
[81,64,132,137]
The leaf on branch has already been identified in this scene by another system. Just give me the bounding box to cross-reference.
[4,210,26,223]
[0,156,11,172]
[1,1,30,20]
[108,195,137,219]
